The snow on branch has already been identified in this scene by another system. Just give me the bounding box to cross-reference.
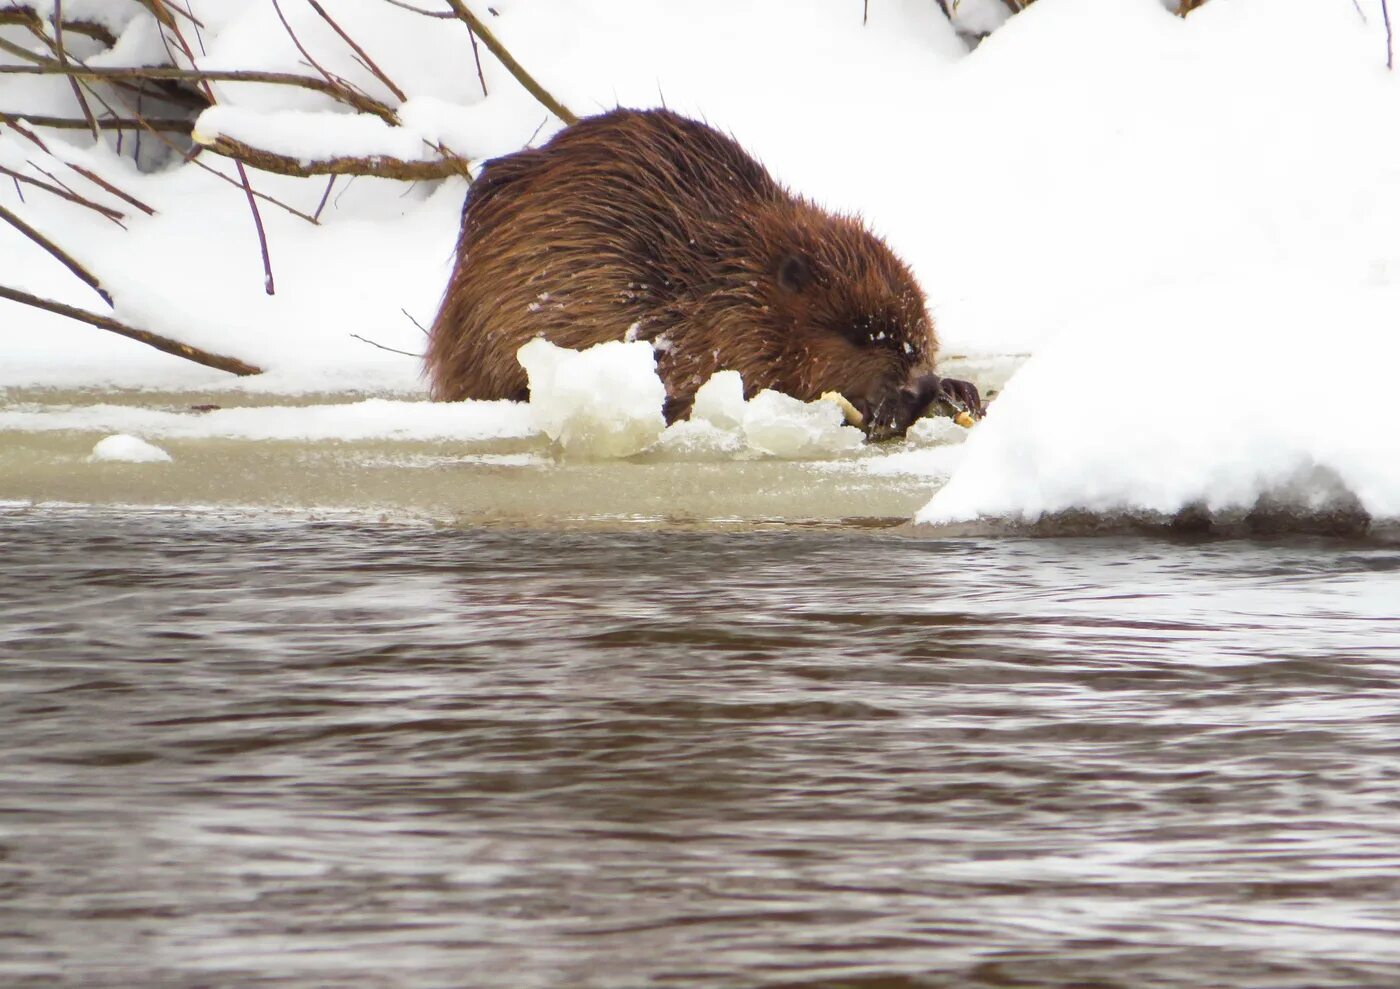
[197,132,469,181]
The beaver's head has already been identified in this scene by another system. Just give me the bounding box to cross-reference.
[758,209,938,438]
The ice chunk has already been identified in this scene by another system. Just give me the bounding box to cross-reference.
[652,418,748,460]
[88,434,172,464]
[741,389,864,459]
[517,337,666,459]
[691,370,747,431]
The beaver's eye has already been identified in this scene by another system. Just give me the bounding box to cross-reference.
[776,253,813,293]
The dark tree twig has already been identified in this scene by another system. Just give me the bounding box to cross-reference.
[0,64,399,124]
[0,110,192,132]
[379,0,453,18]
[400,307,430,336]
[0,202,113,305]
[0,283,262,376]
[51,0,100,140]
[1384,0,1394,70]
[313,175,337,220]
[350,332,420,357]
[307,0,408,102]
[152,0,276,296]
[440,0,576,124]
[2,119,159,215]
[466,20,488,96]
[0,163,126,223]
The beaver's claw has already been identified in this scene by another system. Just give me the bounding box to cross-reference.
[898,373,984,425]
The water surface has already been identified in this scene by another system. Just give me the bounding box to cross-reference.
[4,508,1400,988]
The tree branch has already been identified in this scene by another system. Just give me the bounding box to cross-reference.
[0,163,126,222]
[0,283,262,376]
[439,0,576,124]
[0,110,192,132]
[0,6,117,46]
[0,63,399,124]
[308,0,408,103]
[197,133,470,180]
[0,202,112,305]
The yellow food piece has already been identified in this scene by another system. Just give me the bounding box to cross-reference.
[820,391,864,428]
[954,411,975,428]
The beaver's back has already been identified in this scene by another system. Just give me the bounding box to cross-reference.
[426,109,785,404]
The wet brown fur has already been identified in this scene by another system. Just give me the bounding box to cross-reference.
[426,108,940,428]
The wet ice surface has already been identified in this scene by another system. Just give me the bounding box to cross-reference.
[4,508,1400,988]
[0,384,984,526]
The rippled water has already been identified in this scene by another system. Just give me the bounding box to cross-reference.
[4,507,1400,988]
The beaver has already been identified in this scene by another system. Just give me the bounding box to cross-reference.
[425,107,981,437]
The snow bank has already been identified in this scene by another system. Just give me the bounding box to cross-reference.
[7,0,1400,527]
[919,275,1400,527]
[87,434,172,464]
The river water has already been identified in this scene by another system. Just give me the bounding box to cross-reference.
[4,505,1400,988]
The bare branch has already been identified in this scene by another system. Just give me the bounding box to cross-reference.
[1384,0,1394,70]
[271,0,377,116]
[0,63,399,124]
[308,0,408,103]
[313,174,337,220]
[0,202,112,305]
[0,110,192,132]
[0,282,262,376]
[350,332,420,358]
[67,164,157,216]
[439,0,576,124]
[0,163,126,222]
[400,307,430,336]
[50,0,100,140]
[466,19,487,97]
[198,133,470,180]
[4,108,159,219]
[379,0,453,17]
[0,6,117,46]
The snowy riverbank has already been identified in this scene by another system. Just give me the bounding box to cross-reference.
[3,0,1399,528]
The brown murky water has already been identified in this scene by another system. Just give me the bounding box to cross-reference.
[4,507,1400,988]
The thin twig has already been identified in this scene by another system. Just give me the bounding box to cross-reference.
[350,332,420,357]
[11,174,23,200]
[0,119,147,216]
[0,110,192,132]
[42,81,317,224]
[379,0,454,17]
[0,202,113,305]
[51,0,101,141]
[0,282,262,376]
[67,164,156,216]
[1384,0,1394,70]
[466,21,487,97]
[0,63,399,124]
[0,163,126,222]
[155,1,277,296]
[440,0,577,124]
[400,307,430,336]
[270,0,379,114]
[313,174,337,220]
[308,0,408,102]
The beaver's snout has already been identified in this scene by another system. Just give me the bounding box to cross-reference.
[857,371,985,442]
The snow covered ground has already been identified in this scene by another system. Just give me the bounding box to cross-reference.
[3,0,1399,527]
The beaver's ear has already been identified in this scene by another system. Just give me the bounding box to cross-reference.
[776,252,814,293]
